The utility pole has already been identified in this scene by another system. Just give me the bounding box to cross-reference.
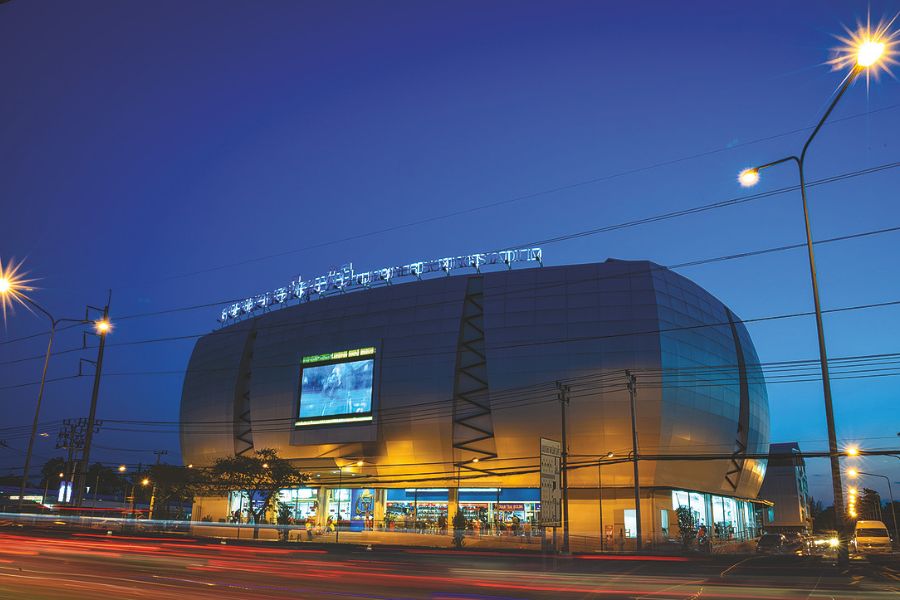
[626,370,642,551]
[74,293,111,508]
[557,382,570,554]
[149,450,168,519]
[56,418,87,504]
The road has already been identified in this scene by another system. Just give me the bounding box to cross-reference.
[0,529,898,599]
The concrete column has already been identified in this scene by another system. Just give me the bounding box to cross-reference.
[448,487,459,532]
[317,487,329,527]
[374,488,386,529]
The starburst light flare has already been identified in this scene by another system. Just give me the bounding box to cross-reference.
[0,257,37,323]
[828,13,899,83]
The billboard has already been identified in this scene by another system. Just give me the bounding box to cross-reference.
[539,438,561,527]
[296,347,375,426]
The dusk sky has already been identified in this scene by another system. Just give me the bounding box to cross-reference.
[1,1,898,503]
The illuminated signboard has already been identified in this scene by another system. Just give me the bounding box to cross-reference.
[219,247,543,324]
[296,347,376,427]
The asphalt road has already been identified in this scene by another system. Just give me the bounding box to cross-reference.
[0,529,898,599]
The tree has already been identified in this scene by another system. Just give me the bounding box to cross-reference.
[812,505,836,533]
[857,488,882,521]
[147,463,200,519]
[192,448,307,539]
[84,463,126,498]
[40,457,67,487]
[675,506,696,549]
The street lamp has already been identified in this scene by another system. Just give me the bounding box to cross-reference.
[0,258,103,512]
[332,459,369,543]
[846,469,898,543]
[129,477,151,519]
[598,451,616,551]
[735,22,893,565]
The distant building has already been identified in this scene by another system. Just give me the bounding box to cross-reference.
[758,442,811,532]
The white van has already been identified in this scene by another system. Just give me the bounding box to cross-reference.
[853,520,893,554]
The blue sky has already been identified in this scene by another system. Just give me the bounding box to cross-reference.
[1,1,898,502]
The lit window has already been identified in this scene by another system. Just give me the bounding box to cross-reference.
[624,509,636,538]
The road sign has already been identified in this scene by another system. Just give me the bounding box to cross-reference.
[539,437,561,527]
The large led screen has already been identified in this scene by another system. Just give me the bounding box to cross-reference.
[297,348,375,425]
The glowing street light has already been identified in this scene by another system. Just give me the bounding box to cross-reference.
[847,468,859,478]
[828,16,897,77]
[141,478,150,486]
[845,445,859,457]
[738,168,760,187]
[118,465,127,473]
[94,319,112,335]
[857,40,885,67]
[733,17,896,566]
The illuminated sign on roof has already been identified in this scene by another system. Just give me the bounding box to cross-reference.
[218,247,543,324]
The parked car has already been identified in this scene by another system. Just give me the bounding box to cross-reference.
[756,533,787,554]
[852,520,893,555]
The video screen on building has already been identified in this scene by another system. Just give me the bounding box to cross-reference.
[296,347,375,426]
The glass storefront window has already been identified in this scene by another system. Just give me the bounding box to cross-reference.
[624,509,636,538]
[278,488,318,522]
[672,490,708,527]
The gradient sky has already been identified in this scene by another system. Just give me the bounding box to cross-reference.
[1,1,898,503]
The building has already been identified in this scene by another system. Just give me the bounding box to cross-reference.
[181,257,770,547]
[758,442,812,533]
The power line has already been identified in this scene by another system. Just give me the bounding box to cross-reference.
[140,103,900,283]
[40,355,898,436]
[2,295,899,394]
[0,159,900,356]
[35,234,900,364]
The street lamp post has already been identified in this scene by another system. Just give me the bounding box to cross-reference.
[333,459,364,544]
[74,298,112,508]
[0,261,111,513]
[43,472,64,506]
[8,311,93,511]
[598,451,615,551]
[737,36,888,565]
[848,469,898,545]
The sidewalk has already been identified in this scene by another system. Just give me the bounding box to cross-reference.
[190,524,545,550]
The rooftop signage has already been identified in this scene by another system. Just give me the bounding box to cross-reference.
[218,247,543,324]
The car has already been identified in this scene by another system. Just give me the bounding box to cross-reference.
[808,531,840,556]
[782,531,806,554]
[852,520,893,555]
[756,533,787,554]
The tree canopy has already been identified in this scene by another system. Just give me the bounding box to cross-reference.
[192,448,307,536]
